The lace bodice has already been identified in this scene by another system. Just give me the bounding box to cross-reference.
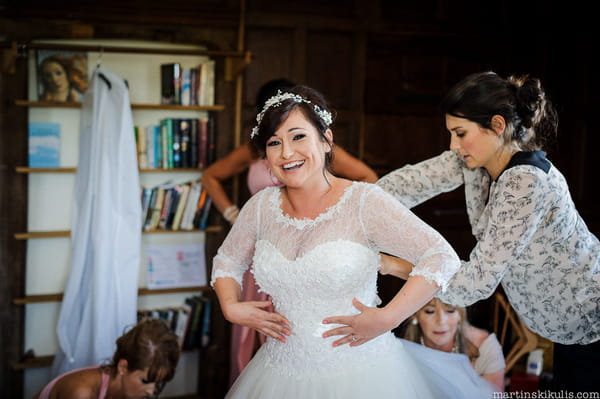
[211,182,460,375]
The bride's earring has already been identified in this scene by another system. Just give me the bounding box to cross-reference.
[411,318,418,325]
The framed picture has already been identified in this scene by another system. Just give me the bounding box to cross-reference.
[36,50,89,102]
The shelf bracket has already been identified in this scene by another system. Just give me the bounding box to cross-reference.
[224,50,252,82]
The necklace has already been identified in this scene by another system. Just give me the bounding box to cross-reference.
[420,336,459,353]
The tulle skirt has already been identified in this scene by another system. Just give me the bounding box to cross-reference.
[226,336,496,399]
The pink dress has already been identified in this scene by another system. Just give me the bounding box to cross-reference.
[229,159,282,385]
[38,366,110,399]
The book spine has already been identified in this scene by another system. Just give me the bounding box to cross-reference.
[179,119,191,168]
[172,118,182,168]
[190,118,199,169]
[198,118,208,169]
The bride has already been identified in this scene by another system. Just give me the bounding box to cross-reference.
[211,85,495,398]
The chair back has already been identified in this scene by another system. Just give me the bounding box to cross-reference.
[493,291,538,371]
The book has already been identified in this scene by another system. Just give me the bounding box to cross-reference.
[161,120,169,169]
[135,125,148,169]
[147,187,166,230]
[29,122,60,167]
[158,187,175,230]
[171,183,190,230]
[181,67,191,106]
[183,295,204,350]
[199,297,212,348]
[171,118,182,168]
[142,187,158,230]
[160,63,182,105]
[207,116,216,165]
[161,118,175,169]
[174,305,191,349]
[140,187,154,226]
[178,119,191,168]
[190,67,199,105]
[154,125,163,169]
[199,197,212,229]
[192,187,208,228]
[146,125,155,169]
[165,186,182,229]
[190,118,199,168]
[180,181,202,230]
[198,60,215,106]
[198,117,208,168]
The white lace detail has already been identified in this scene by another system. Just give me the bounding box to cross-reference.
[211,268,243,287]
[409,269,451,292]
[270,183,357,230]
[251,239,391,376]
[211,182,463,376]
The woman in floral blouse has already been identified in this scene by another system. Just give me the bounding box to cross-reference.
[377,71,599,392]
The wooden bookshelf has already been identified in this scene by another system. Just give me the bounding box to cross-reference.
[14,226,222,240]
[13,285,211,305]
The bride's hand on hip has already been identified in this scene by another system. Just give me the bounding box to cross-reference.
[224,300,291,342]
[321,298,396,347]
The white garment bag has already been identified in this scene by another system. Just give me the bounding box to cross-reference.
[52,67,141,376]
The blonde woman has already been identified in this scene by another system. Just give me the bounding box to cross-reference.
[403,298,505,391]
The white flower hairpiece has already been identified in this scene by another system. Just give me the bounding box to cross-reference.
[250,91,333,139]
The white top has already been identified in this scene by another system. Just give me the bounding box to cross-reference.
[377,150,600,345]
[473,333,505,375]
[212,182,460,294]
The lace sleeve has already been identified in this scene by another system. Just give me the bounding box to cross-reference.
[438,167,549,306]
[360,185,460,291]
[209,192,261,287]
[376,150,465,209]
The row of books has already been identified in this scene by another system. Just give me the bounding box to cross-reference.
[141,180,212,231]
[160,61,215,106]
[135,117,215,169]
[137,294,213,350]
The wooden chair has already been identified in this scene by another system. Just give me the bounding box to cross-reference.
[492,290,538,371]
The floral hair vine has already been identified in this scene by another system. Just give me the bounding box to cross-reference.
[250,91,333,139]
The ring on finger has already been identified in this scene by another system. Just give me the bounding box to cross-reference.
[351,334,358,342]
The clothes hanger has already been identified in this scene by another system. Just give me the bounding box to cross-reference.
[95,47,112,89]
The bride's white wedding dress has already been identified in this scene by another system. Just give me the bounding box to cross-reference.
[211,182,496,398]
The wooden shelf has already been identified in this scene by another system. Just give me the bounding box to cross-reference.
[12,355,54,370]
[13,285,210,305]
[16,167,204,174]
[14,226,221,240]
[15,100,225,111]
[15,167,76,173]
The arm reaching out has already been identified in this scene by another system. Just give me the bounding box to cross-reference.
[331,146,378,183]
[379,253,414,279]
[201,142,255,223]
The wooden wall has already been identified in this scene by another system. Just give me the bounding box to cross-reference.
[1,1,597,397]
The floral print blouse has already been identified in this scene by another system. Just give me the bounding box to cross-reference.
[377,150,599,345]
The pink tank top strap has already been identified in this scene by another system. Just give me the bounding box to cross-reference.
[98,370,110,398]
[247,159,283,195]
[38,366,108,399]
